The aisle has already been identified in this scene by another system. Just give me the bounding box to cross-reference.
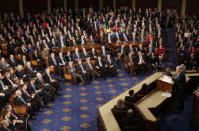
[30,68,151,131]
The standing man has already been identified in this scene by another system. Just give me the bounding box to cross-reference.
[172,66,186,113]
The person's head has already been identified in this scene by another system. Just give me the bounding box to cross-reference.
[59,52,62,56]
[127,109,134,117]
[10,54,14,59]
[116,99,124,109]
[51,53,55,57]
[15,90,22,96]
[78,60,82,65]
[180,64,186,72]
[22,84,27,90]
[46,68,50,73]
[102,46,105,50]
[107,54,111,59]
[165,67,170,73]
[16,65,22,71]
[26,61,31,67]
[82,47,86,52]
[141,83,148,92]
[97,56,101,61]
[5,104,12,112]
[36,72,42,79]
[1,57,5,63]
[69,61,73,66]
[67,51,70,55]
[176,66,181,74]
[75,47,79,52]
[5,72,10,78]
[128,90,134,96]
[1,120,9,128]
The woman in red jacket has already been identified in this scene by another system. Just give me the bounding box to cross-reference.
[157,44,165,64]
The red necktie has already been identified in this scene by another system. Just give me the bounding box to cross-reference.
[48,73,53,81]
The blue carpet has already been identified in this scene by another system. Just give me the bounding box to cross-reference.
[30,68,153,131]
[30,29,195,131]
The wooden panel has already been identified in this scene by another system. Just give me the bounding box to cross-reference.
[23,0,47,13]
[67,0,74,10]
[103,0,113,8]
[0,0,19,14]
[186,0,199,16]
[136,0,158,9]
[51,0,64,9]
[162,0,182,13]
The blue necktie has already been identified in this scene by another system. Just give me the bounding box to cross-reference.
[99,60,102,67]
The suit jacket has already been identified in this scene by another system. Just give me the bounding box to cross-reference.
[89,50,98,59]
[105,58,114,67]
[76,64,86,74]
[173,72,186,95]
[49,42,58,48]
[81,51,90,59]
[67,65,76,74]
[3,77,14,87]
[57,56,66,65]
[65,55,73,62]
[85,62,95,71]
[21,89,32,101]
[31,53,41,60]
[57,40,67,48]
[7,59,17,68]
[17,48,27,55]
[95,60,105,68]
[99,50,108,57]
[73,52,82,60]
[14,95,27,106]
[25,66,36,77]
[27,82,37,94]
[48,57,58,66]
[43,72,53,83]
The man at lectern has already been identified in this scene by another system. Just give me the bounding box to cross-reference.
[172,66,186,113]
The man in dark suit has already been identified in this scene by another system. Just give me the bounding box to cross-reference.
[43,68,62,92]
[14,90,36,119]
[72,47,82,61]
[85,57,99,81]
[0,73,13,98]
[48,53,61,75]
[57,52,66,66]
[121,109,138,129]
[124,90,138,103]
[21,84,41,111]
[35,72,59,96]
[66,51,73,62]
[99,46,108,59]
[58,36,67,48]
[7,54,17,69]
[76,60,90,84]
[25,61,37,77]
[0,120,11,131]
[3,72,18,89]
[137,51,147,73]
[105,54,117,77]
[172,66,186,112]
[90,48,98,59]
[95,56,107,80]
[67,61,86,85]
[81,47,90,60]
[49,37,58,49]
[27,78,53,104]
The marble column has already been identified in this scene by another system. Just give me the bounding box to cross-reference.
[132,0,136,9]
[113,0,116,9]
[64,0,67,11]
[47,0,51,14]
[74,0,78,12]
[181,0,187,17]
[99,0,103,10]
[157,0,162,11]
[19,0,24,17]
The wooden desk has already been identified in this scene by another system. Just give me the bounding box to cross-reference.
[191,90,199,128]
[157,75,174,93]
[98,72,163,131]
[109,41,147,48]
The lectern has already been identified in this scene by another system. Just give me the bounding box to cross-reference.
[191,89,199,128]
[157,75,174,93]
